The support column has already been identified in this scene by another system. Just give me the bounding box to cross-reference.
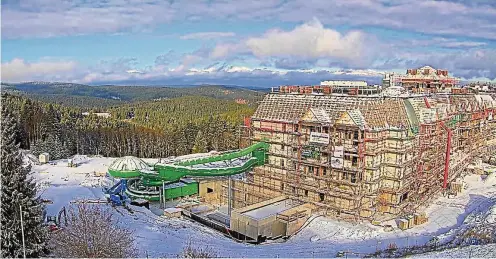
[162,181,166,208]
[159,186,163,209]
[228,176,232,216]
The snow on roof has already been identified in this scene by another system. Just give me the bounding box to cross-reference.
[108,156,149,171]
[242,199,297,220]
[164,182,186,189]
[140,168,157,175]
[181,178,196,184]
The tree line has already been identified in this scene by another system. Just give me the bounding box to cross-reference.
[2,93,254,159]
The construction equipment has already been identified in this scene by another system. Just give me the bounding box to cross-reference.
[46,206,67,232]
[104,179,130,206]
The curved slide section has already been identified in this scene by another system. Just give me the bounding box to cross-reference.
[142,156,261,185]
[107,142,269,201]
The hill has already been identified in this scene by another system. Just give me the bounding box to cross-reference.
[1,82,264,108]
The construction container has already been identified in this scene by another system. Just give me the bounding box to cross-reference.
[398,219,409,230]
[406,215,415,228]
[39,153,50,164]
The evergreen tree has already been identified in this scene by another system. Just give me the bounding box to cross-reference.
[1,105,47,258]
[192,130,208,153]
[31,135,71,160]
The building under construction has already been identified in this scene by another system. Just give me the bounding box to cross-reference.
[214,68,496,222]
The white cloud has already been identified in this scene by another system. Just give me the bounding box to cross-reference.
[3,0,496,40]
[180,32,236,40]
[209,43,246,59]
[245,19,366,61]
[1,58,77,82]
[440,41,487,48]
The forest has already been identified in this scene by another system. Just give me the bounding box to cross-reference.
[1,82,265,108]
[2,91,256,160]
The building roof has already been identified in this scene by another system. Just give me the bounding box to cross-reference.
[252,93,410,129]
[252,93,494,130]
[108,156,149,172]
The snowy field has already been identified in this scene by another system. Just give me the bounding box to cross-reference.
[30,155,496,258]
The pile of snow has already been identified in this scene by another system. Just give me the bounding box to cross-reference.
[71,154,89,165]
[21,150,39,166]
[484,203,496,224]
[80,175,105,188]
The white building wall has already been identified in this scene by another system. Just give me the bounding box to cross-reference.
[320,80,367,87]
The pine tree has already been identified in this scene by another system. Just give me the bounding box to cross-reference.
[1,105,47,258]
[192,130,208,153]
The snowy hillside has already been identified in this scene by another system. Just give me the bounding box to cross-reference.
[31,155,496,258]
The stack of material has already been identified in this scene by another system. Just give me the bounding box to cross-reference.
[450,181,463,193]
[94,171,106,177]
[414,212,428,225]
[371,220,381,226]
[163,208,183,218]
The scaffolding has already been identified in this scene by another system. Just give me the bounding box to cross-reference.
[227,91,495,221]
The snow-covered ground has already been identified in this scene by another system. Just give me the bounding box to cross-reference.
[31,155,496,258]
[411,244,496,258]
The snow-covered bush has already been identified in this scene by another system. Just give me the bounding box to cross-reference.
[177,240,217,258]
[49,203,137,258]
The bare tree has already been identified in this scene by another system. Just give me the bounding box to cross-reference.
[177,240,218,258]
[49,203,137,258]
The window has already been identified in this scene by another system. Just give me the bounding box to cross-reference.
[319,193,325,201]
[280,159,285,167]
[281,183,284,190]
[354,131,359,140]
[207,187,214,193]
[352,157,358,166]
[305,190,309,197]
[323,168,327,176]
[351,174,357,183]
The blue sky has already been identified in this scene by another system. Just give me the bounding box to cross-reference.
[1,0,496,87]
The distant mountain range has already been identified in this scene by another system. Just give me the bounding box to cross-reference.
[1,82,266,108]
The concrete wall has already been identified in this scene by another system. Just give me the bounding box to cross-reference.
[199,180,223,205]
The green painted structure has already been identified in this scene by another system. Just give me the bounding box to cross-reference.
[107,142,269,201]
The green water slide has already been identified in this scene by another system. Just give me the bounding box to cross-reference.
[108,142,269,201]
[108,141,268,184]
[143,142,269,184]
